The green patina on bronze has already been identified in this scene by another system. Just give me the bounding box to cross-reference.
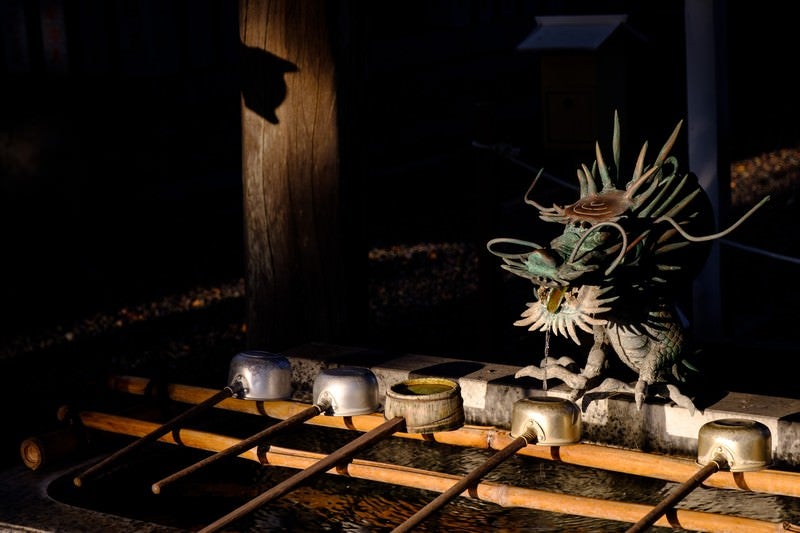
[487,111,769,415]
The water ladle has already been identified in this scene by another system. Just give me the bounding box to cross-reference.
[392,396,581,533]
[198,376,465,533]
[73,350,292,487]
[151,366,378,493]
[626,418,772,533]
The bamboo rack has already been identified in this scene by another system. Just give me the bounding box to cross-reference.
[72,409,796,533]
[106,374,800,499]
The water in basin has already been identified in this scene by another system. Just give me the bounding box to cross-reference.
[47,412,800,532]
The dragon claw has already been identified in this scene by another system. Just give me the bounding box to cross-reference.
[514,363,589,390]
[634,379,648,411]
[542,356,579,370]
[578,379,699,415]
[579,378,634,412]
[660,383,699,416]
[515,365,547,381]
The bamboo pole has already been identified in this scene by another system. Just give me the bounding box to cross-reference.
[392,431,533,533]
[198,416,406,533]
[73,382,242,487]
[151,403,324,494]
[74,410,796,533]
[626,461,721,533]
[106,375,800,498]
[20,426,84,471]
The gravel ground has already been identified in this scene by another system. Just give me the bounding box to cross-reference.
[729,146,800,257]
[2,144,799,370]
[731,145,800,208]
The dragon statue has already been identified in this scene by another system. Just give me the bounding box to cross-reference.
[487,112,769,415]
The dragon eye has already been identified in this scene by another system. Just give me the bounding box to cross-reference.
[527,248,558,268]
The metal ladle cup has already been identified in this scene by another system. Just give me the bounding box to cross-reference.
[198,376,465,533]
[226,350,293,401]
[151,366,379,494]
[73,351,292,487]
[626,418,772,533]
[392,396,581,533]
[312,366,381,416]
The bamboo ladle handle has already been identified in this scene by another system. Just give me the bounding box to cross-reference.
[197,415,407,533]
[625,461,722,533]
[151,402,326,494]
[73,382,243,487]
[392,430,534,532]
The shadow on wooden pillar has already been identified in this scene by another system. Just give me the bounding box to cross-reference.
[240,0,366,352]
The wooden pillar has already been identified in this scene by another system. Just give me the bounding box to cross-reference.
[239,0,362,351]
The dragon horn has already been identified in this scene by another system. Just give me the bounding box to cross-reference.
[582,163,597,196]
[650,168,691,219]
[624,163,659,203]
[628,141,648,184]
[638,171,677,218]
[654,119,683,167]
[595,142,614,191]
[613,110,621,183]
[576,167,588,198]
[660,186,701,221]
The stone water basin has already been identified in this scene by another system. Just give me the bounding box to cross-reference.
[5,344,800,532]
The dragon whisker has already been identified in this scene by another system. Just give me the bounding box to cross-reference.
[655,196,770,242]
[523,169,548,210]
[487,237,543,259]
[567,221,629,275]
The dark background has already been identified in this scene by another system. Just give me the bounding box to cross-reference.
[1,0,800,478]
[1,0,798,362]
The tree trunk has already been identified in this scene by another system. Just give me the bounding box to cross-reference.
[239,0,364,351]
